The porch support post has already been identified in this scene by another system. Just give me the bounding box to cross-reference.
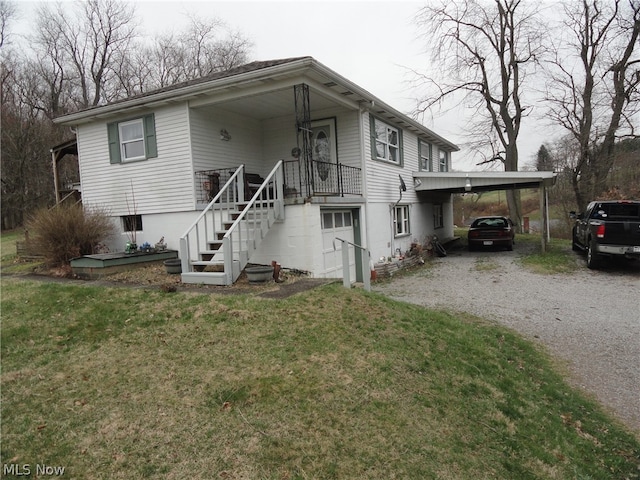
[294,83,312,198]
[51,149,61,203]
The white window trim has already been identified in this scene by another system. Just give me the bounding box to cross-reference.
[434,204,444,229]
[439,150,449,172]
[394,205,410,237]
[374,118,401,164]
[119,118,146,162]
[420,140,432,171]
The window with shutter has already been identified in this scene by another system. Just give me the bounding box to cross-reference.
[107,114,157,164]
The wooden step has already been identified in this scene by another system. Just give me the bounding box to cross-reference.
[206,241,223,251]
[181,271,230,286]
[199,250,225,261]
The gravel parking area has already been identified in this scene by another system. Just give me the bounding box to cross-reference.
[373,244,640,435]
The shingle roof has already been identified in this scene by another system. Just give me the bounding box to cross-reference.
[58,57,312,117]
[129,56,311,100]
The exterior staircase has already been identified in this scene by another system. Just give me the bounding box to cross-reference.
[179,162,285,285]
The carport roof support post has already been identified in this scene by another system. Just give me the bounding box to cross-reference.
[540,184,549,253]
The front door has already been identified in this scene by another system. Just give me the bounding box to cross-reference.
[311,118,338,194]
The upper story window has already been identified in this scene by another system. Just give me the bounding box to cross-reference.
[439,150,449,172]
[419,140,432,171]
[108,114,157,164]
[370,115,403,165]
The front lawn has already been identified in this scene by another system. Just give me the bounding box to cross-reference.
[2,279,638,479]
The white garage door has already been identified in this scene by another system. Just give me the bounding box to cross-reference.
[321,210,356,280]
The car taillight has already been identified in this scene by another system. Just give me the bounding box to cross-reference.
[596,224,605,238]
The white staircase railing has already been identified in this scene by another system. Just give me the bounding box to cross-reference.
[179,161,284,285]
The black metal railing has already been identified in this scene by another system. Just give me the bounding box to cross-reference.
[338,163,362,196]
[283,159,362,198]
[194,168,236,203]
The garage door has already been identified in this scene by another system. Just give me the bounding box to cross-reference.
[321,210,356,280]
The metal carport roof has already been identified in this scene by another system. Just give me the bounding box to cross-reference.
[412,171,557,194]
[412,170,558,252]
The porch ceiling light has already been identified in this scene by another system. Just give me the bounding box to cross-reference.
[414,178,422,188]
[465,175,472,192]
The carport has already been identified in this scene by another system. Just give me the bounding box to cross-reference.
[412,171,557,252]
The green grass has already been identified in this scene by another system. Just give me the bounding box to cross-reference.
[2,278,638,479]
[1,230,45,274]
[1,230,21,263]
[518,237,580,274]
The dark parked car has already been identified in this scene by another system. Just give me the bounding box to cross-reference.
[468,216,515,251]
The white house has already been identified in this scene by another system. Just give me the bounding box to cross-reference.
[53,56,465,285]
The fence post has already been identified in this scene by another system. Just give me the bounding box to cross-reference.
[341,239,351,288]
[362,248,371,292]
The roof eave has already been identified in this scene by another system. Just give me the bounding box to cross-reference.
[309,59,459,152]
[54,57,316,125]
[53,56,459,152]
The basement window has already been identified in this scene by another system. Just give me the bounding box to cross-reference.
[434,204,444,229]
[122,214,143,233]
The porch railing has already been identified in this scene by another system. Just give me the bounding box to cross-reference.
[180,162,285,285]
[283,159,362,198]
[194,168,236,204]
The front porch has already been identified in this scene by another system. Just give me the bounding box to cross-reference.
[194,159,362,206]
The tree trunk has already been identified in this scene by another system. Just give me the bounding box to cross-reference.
[504,141,523,232]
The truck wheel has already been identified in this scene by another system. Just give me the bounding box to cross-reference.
[586,240,600,269]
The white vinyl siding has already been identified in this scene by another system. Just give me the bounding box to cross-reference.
[364,113,419,204]
[190,107,264,174]
[77,103,194,215]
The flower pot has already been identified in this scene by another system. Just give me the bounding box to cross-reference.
[164,258,182,274]
[245,266,274,283]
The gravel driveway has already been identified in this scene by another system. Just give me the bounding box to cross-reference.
[373,244,640,435]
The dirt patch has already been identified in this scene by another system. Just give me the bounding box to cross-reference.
[7,262,334,299]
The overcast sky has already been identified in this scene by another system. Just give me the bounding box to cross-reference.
[13,0,551,171]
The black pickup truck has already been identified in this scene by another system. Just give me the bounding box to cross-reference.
[571,200,640,269]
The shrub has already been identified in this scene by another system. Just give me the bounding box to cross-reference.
[26,204,115,266]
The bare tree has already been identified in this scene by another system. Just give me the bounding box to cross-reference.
[32,0,137,112]
[414,0,545,232]
[0,0,17,49]
[2,2,252,229]
[1,56,60,229]
[113,14,252,96]
[543,0,640,208]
